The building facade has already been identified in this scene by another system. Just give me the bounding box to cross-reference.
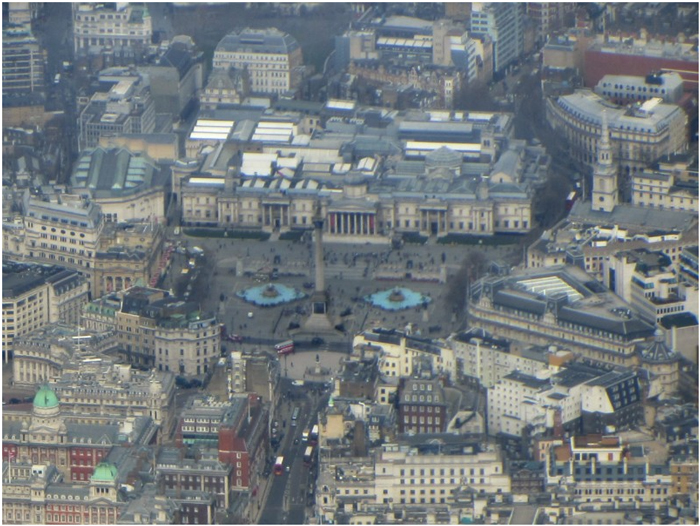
[51,363,176,437]
[73,3,152,61]
[2,460,125,525]
[546,90,688,175]
[99,286,221,376]
[78,69,156,152]
[353,327,456,382]
[22,192,104,281]
[213,28,304,95]
[373,444,511,506]
[632,159,698,213]
[2,23,46,97]
[469,266,656,367]
[2,263,89,361]
[397,378,447,435]
[69,147,167,223]
[470,3,524,74]
[156,448,232,510]
[584,37,698,92]
[545,435,673,507]
[11,323,118,387]
[595,72,684,105]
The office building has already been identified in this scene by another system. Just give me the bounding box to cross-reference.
[22,192,104,277]
[7,2,40,25]
[448,328,573,389]
[397,378,447,435]
[155,448,232,510]
[84,286,220,376]
[11,323,118,387]
[213,28,304,95]
[605,248,692,324]
[545,435,673,507]
[175,394,268,492]
[2,263,89,361]
[50,363,176,437]
[316,440,510,524]
[526,3,574,46]
[72,3,152,63]
[595,72,684,105]
[631,155,699,212]
[527,206,697,281]
[2,460,125,524]
[139,36,204,121]
[78,68,156,152]
[353,327,457,382]
[487,364,643,438]
[20,189,167,296]
[2,23,45,97]
[470,3,524,74]
[584,34,698,92]
[469,265,656,367]
[546,90,687,174]
[93,220,167,297]
[200,66,250,110]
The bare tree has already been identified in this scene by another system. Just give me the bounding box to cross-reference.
[446,250,488,315]
[533,172,571,229]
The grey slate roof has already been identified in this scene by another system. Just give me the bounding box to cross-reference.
[569,200,696,231]
[493,290,547,316]
[216,28,300,55]
[557,306,654,338]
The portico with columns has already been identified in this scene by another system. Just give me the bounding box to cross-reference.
[261,201,292,231]
[419,206,449,235]
[327,209,379,237]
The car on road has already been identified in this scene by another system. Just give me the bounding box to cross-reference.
[294,438,299,445]
[311,337,324,346]
[227,334,243,343]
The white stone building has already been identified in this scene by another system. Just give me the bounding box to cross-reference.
[213,28,304,95]
[546,90,687,174]
[73,3,152,59]
[352,327,456,382]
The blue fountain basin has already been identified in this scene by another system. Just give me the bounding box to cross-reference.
[363,287,431,311]
[236,284,306,307]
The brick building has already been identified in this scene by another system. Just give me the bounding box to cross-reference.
[397,378,448,435]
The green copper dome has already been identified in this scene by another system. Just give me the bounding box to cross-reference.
[33,386,59,409]
[91,462,118,483]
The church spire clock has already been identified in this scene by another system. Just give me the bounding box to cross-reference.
[591,110,618,213]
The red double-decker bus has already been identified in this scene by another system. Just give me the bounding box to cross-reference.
[275,340,294,355]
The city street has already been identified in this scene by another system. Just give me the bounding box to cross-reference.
[258,382,324,524]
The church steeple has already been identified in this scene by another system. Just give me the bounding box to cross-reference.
[591,110,618,213]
